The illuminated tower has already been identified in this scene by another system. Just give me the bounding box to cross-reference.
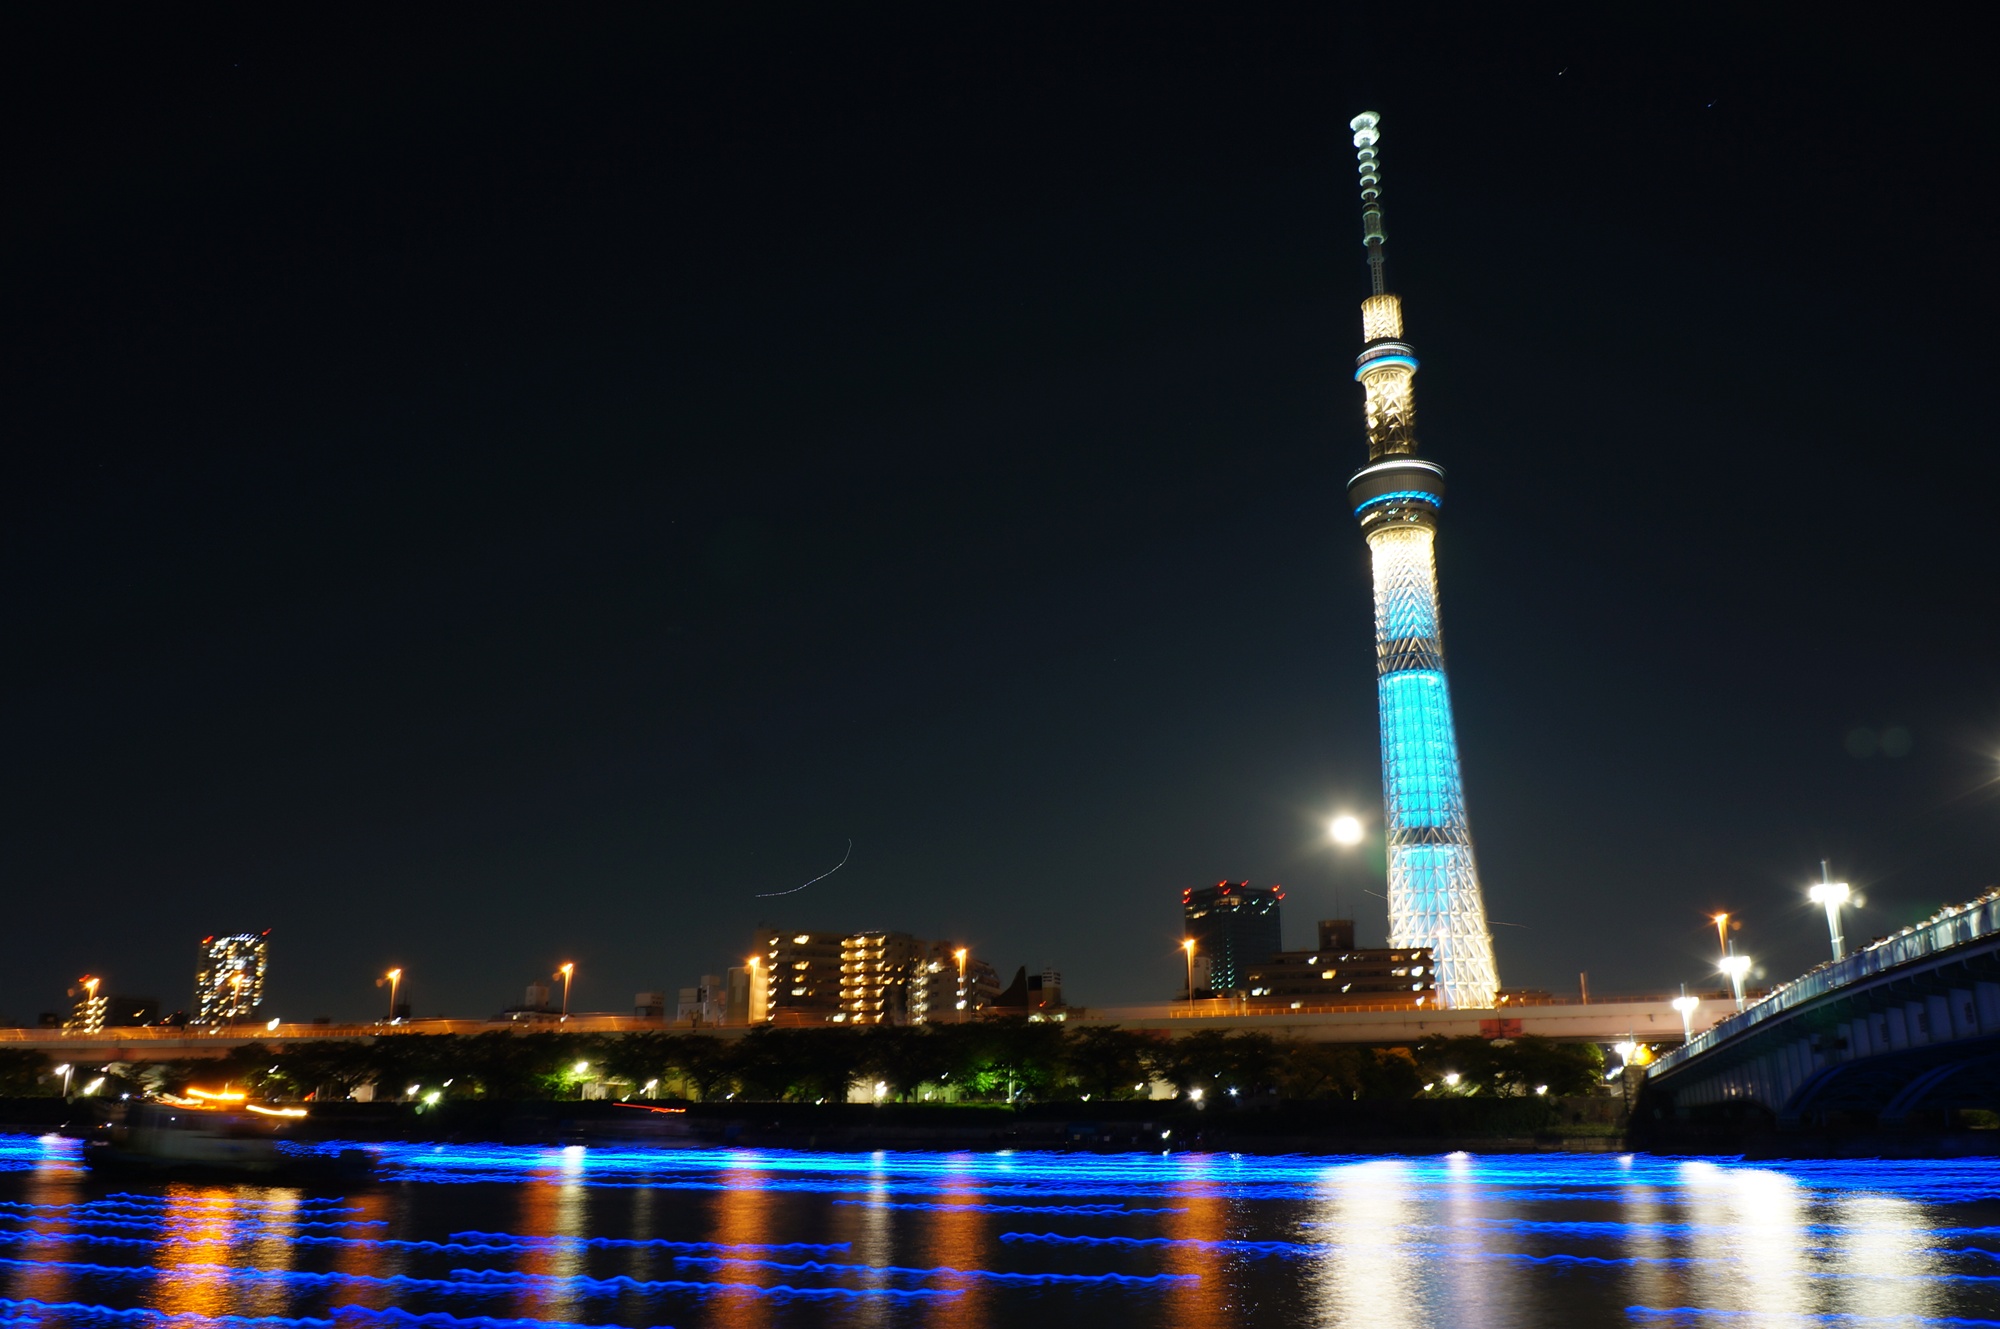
[1343,112,1499,1009]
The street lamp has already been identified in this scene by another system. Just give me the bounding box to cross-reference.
[1711,913,1730,967]
[55,1063,74,1098]
[1671,987,1700,1043]
[1181,939,1197,1008]
[1808,861,1851,963]
[377,968,402,1022]
[953,947,968,1022]
[555,963,575,1018]
[1720,953,1752,1012]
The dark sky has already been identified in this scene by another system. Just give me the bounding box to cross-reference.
[2,6,1995,1023]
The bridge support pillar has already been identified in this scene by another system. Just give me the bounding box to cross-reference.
[1978,982,2000,1031]
[1951,989,1980,1039]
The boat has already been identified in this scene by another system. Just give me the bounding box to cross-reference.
[84,1094,373,1184]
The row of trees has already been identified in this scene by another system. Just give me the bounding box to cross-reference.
[0,1028,1603,1104]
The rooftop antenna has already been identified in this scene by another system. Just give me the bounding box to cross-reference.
[1349,111,1387,295]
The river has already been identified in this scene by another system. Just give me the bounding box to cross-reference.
[4,1133,1999,1327]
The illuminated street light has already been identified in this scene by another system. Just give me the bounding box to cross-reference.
[954,947,968,1023]
[1720,953,1753,1012]
[1671,987,1701,1043]
[1711,913,1730,968]
[377,968,402,1022]
[1808,861,1851,962]
[1329,814,1363,846]
[1181,939,1197,1009]
[555,963,575,1019]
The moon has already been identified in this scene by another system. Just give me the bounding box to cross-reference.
[1330,814,1364,846]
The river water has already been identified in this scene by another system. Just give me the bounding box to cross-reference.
[5,1132,2000,1327]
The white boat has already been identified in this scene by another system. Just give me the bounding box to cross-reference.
[86,1096,372,1183]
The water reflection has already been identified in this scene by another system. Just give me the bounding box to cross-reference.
[1161,1153,1226,1327]
[4,1140,2000,1328]
[6,1140,85,1308]
[149,1186,238,1319]
[706,1153,776,1329]
[1310,1158,1424,1328]
[916,1156,988,1329]
[512,1146,590,1322]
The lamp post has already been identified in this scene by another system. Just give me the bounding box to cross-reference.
[1671,986,1700,1043]
[1720,952,1752,1012]
[953,947,968,1023]
[378,968,402,1022]
[1808,861,1851,963]
[1711,913,1730,968]
[556,963,575,1018]
[56,1063,74,1099]
[1181,939,1196,1009]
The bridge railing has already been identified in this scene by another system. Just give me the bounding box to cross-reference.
[1650,889,2000,1077]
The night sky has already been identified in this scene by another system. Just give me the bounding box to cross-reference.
[2,7,1994,1024]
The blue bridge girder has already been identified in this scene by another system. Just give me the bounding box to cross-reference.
[1644,891,2000,1130]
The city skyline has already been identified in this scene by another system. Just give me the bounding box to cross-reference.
[1,10,1994,1023]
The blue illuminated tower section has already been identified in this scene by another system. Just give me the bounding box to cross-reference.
[1343,112,1499,1009]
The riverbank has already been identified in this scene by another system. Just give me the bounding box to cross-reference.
[10,1096,1994,1157]
[0,1093,1625,1155]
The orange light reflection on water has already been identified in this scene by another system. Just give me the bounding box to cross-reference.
[148,1186,241,1319]
[331,1189,399,1305]
[510,1147,589,1322]
[705,1155,775,1329]
[1161,1155,1228,1328]
[915,1156,987,1329]
[10,1143,89,1305]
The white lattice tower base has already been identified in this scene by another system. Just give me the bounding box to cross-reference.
[1368,525,1499,1009]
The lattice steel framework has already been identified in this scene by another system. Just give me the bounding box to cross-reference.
[1344,113,1499,1009]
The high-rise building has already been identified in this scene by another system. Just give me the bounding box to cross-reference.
[194,932,269,1024]
[1182,882,1283,996]
[752,929,845,1025]
[909,942,1002,1023]
[66,975,106,1033]
[1342,111,1500,1009]
[839,930,920,1025]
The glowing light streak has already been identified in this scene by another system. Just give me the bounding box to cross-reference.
[0,1255,956,1302]
[833,1200,1187,1215]
[755,839,852,898]
[663,1255,1194,1287]
[0,1299,694,1329]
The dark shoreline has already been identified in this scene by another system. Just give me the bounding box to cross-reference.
[6,1098,1995,1161]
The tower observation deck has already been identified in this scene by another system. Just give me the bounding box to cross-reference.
[1344,112,1499,1010]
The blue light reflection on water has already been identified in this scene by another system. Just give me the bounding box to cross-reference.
[4,1137,2000,1327]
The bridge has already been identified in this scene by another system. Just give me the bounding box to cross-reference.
[0,997,1715,1063]
[1643,889,2000,1136]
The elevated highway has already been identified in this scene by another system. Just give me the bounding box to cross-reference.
[1073,998,1712,1044]
[0,998,1713,1063]
[1645,890,2000,1133]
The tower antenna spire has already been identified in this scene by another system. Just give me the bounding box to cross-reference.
[1349,112,1387,295]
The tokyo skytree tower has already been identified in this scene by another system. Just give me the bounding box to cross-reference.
[1343,112,1500,1009]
